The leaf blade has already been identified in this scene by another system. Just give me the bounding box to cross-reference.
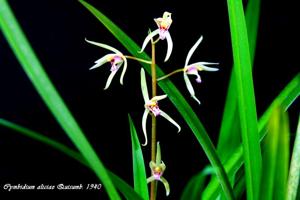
[260,107,290,200]
[287,114,300,200]
[217,0,261,162]
[129,115,149,200]
[202,74,300,199]
[0,1,120,199]
[0,118,143,200]
[227,0,262,199]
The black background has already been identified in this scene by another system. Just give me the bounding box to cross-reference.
[0,0,299,199]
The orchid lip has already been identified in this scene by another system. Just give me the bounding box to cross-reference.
[153,173,162,180]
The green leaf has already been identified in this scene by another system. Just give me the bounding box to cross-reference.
[78,1,234,199]
[217,0,260,162]
[0,118,143,200]
[227,0,262,199]
[180,166,214,200]
[128,115,149,200]
[260,107,290,200]
[0,1,120,199]
[202,74,300,199]
[287,114,300,200]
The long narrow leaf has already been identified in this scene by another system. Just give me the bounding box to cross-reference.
[202,74,300,199]
[227,0,262,199]
[180,166,214,200]
[128,115,149,200]
[287,114,300,200]
[78,1,234,199]
[0,118,143,200]
[260,107,289,200]
[217,0,260,162]
[0,1,120,199]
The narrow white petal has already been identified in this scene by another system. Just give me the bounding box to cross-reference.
[119,57,128,85]
[160,177,170,196]
[184,73,201,104]
[89,54,113,70]
[147,176,156,183]
[198,62,219,65]
[152,94,168,102]
[104,70,118,90]
[164,32,173,62]
[160,110,181,133]
[85,38,122,54]
[142,109,150,146]
[192,95,201,105]
[140,68,149,102]
[199,65,219,71]
[139,29,160,53]
[184,72,195,96]
[192,62,219,71]
[185,36,203,66]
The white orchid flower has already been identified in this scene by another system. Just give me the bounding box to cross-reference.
[147,142,170,196]
[141,68,180,146]
[183,36,219,104]
[85,38,128,90]
[139,11,173,62]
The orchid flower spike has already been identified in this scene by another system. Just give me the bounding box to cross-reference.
[147,142,170,196]
[85,38,128,90]
[139,11,173,62]
[141,68,180,146]
[183,36,219,104]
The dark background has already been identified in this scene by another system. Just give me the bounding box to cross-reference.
[0,0,299,199]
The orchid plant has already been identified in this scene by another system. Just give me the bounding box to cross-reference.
[2,1,298,200]
[85,11,218,199]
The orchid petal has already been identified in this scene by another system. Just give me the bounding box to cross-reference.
[142,109,150,146]
[147,176,155,183]
[119,56,127,85]
[198,62,219,65]
[159,110,181,133]
[104,70,118,90]
[160,161,166,171]
[149,161,156,169]
[184,73,201,104]
[151,95,168,102]
[85,38,122,55]
[198,65,219,71]
[164,31,173,62]
[160,177,170,196]
[89,54,113,70]
[140,68,149,102]
[191,95,201,105]
[192,62,219,71]
[139,29,160,53]
[185,36,203,66]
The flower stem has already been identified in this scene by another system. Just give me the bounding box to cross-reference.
[150,37,157,200]
[125,55,152,64]
[157,68,184,81]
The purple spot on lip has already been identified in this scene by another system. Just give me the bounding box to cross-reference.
[159,29,168,40]
[186,66,198,74]
[110,56,123,71]
[151,107,161,116]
